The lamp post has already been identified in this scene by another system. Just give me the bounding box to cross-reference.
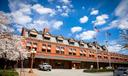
[29,48,36,73]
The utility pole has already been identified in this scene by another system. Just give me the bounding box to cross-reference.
[105,31,111,68]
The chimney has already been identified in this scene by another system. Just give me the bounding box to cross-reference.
[21,27,26,36]
[43,28,49,34]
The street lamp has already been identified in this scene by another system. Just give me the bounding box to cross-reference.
[29,48,36,73]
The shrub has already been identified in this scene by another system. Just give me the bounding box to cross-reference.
[0,69,19,76]
[83,69,114,73]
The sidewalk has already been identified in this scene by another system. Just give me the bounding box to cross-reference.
[16,68,37,76]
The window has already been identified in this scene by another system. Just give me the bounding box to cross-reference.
[29,34,37,37]
[56,50,60,54]
[44,37,50,40]
[83,54,86,56]
[68,48,76,55]
[80,53,86,56]
[98,56,102,58]
[57,40,63,43]
[89,54,95,58]
[47,49,51,53]
[56,46,64,54]
[69,42,74,45]
[69,52,72,55]
[48,44,51,47]
[42,44,46,49]
[80,54,83,56]
[42,49,46,52]
[73,53,76,55]
[33,43,37,45]
[104,56,108,59]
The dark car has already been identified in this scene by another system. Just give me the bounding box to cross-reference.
[38,63,52,71]
[113,67,128,76]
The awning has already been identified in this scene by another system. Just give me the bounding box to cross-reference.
[56,48,60,50]
[33,45,37,47]
[69,49,72,52]
[44,34,51,38]
[61,49,64,51]
[83,51,86,54]
[80,51,83,54]
[47,47,51,49]
[72,50,76,53]
[42,46,46,49]
[30,32,38,35]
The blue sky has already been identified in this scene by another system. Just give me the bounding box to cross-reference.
[0,0,128,54]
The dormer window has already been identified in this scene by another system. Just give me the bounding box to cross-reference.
[29,29,38,38]
[87,43,92,48]
[43,32,51,40]
[69,39,75,45]
[102,46,107,51]
[79,41,84,47]
[57,36,63,43]
[96,46,100,49]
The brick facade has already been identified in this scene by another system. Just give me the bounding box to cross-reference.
[21,28,128,69]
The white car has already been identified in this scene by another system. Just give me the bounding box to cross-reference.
[38,63,52,71]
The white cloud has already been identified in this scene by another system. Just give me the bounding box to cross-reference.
[102,18,128,31]
[11,11,32,25]
[32,4,55,15]
[101,0,128,31]
[7,0,65,33]
[76,30,97,40]
[55,0,74,17]
[101,20,118,31]
[71,26,82,33]
[92,14,109,26]
[18,3,31,15]
[115,0,128,17]
[52,21,63,29]
[80,16,88,23]
[118,19,128,29]
[32,20,63,30]
[107,41,123,53]
[90,9,99,15]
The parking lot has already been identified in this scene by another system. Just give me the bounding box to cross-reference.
[33,69,113,76]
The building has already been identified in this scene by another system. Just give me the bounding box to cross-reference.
[21,28,128,69]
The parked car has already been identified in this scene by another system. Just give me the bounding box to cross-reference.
[38,63,52,71]
[113,67,128,76]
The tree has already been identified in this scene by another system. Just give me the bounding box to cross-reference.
[0,32,28,70]
[0,11,28,76]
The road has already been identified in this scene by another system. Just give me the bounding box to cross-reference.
[34,69,113,76]
[16,69,113,76]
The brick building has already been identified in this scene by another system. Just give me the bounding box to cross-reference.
[21,28,128,69]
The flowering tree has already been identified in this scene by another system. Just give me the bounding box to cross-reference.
[0,32,28,70]
[0,11,28,71]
